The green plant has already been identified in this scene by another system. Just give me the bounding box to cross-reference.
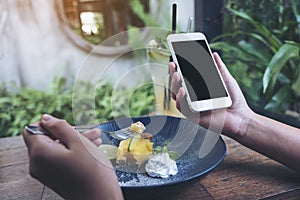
[0,78,155,138]
[127,0,169,48]
[211,1,300,114]
[0,77,73,137]
[129,0,161,27]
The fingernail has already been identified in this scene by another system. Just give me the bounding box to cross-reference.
[42,114,52,121]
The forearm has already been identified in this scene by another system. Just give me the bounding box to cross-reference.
[235,111,300,172]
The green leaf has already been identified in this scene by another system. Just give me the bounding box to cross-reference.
[237,40,270,64]
[292,67,300,96]
[129,0,159,27]
[213,31,271,49]
[264,86,291,113]
[263,43,300,93]
[228,8,282,50]
[291,0,300,34]
[0,97,12,105]
[210,41,252,61]
[228,8,254,21]
[211,41,266,72]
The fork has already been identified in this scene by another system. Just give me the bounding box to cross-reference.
[25,125,138,140]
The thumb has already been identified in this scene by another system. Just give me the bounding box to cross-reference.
[41,114,78,148]
[212,52,234,84]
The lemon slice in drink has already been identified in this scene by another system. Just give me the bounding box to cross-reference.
[99,144,118,160]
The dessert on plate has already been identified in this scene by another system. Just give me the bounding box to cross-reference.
[117,122,153,166]
[115,121,178,178]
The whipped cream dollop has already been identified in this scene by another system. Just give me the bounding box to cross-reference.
[145,153,178,178]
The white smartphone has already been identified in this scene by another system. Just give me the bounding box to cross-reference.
[167,32,232,112]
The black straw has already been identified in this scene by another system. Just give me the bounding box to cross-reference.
[170,3,177,63]
[172,3,177,33]
[167,3,177,110]
[169,3,177,63]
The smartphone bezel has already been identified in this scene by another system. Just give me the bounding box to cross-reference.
[167,32,232,112]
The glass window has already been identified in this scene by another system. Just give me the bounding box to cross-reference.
[56,0,150,54]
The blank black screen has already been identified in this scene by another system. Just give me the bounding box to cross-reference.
[172,40,228,101]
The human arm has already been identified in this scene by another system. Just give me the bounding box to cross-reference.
[170,52,300,172]
[22,114,123,200]
[238,111,300,172]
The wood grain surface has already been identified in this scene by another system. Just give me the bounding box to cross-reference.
[1,136,300,200]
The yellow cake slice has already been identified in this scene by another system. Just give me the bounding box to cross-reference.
[117,122,153,166]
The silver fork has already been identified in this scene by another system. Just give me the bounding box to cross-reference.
[25,125,138,140]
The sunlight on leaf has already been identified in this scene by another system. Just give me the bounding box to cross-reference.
[263,43,300,93]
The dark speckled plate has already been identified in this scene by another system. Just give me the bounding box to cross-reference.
[98,115,226,199]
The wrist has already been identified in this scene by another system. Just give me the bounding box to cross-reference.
[237,109,256,139]
[227,108,255,141]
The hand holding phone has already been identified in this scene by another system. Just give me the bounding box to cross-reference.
[167,32,232,112]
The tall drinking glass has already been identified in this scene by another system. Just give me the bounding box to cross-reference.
[147,39,182,117]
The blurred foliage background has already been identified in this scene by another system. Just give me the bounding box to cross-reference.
[0,78,155,138]
[212,0,300,117]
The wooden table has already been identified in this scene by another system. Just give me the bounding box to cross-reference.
[1,135,300,200]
